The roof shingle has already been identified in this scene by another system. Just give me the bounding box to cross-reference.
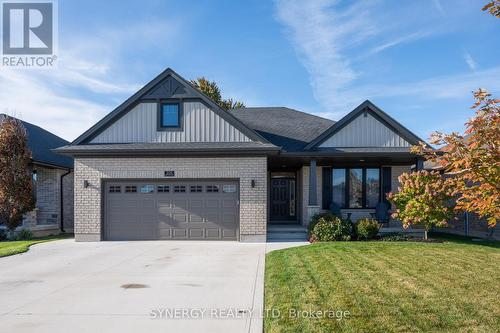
[231,107,334,151]
[0,114,73,169]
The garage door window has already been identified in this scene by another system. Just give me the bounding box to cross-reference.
[223,184,237,193]
[174,185,186,193]
[206,185,219,193]
[190,185,203,193]
[157,185,170,193]
[125,186,137,193]
[140,185,154,193]
[109,185,121,193]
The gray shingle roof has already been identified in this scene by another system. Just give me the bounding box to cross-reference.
[0,114,73,169]
[231,107,335,152]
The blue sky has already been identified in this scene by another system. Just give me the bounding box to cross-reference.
[0,0,499,141]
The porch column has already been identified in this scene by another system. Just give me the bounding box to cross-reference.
[416,157,424,171]
[309,159,318,205]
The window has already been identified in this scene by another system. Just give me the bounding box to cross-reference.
[109,185,121,193]
[349,169,363,208]
[206,185,219,193]
[140,185,154,193]
[366,168,380,207]
[157,185,170,193]
[332,168,380,209]
[332,169,346,208]
[174,185,186,193]
[160,103,180,128]
[125,185,137,193]
[190,185,202,193]
[223,184,237,193]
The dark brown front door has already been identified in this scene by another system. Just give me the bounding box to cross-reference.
[270,178,296,221]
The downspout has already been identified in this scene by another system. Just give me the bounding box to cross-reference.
[60,168,72,233]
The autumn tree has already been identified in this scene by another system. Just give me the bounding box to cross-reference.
[190,77,245,110]
[482,1,500,17]
[0,117,35,231]
[412,89,500,227]
[388,171,455,240]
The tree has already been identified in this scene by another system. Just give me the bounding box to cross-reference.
[388,171,456,240]
[482,1,500,17]
[0,117,35,231]
[412,90,500,227]
[190,77,245,110]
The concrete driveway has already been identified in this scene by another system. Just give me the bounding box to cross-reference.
[0,239,267,333]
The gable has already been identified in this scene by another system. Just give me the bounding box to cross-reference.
[90,101,252,143]
[72,68,264,145]
[305,100,424,150]
[319,112,410,148]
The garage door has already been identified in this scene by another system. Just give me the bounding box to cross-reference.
[104,180,239,240]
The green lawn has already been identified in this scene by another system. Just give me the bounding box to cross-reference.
[265,235,500,333]
[0,234,71,258]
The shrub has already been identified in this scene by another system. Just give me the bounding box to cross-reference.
[309,215,352,242]
[14,229,33,241]
[355,218,380,240]
[380,232,411,242]
[308,212,336,235]
[0,228,7,241]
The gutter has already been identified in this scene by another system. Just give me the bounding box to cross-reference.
[60,168,72,233]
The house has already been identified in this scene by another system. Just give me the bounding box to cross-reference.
[0,115,74,236]
[56,68,425,242]
[424,139,499,240]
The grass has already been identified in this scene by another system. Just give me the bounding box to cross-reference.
[0,234,71,258]
[264,234,500,333]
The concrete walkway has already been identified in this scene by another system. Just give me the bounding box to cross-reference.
[0,239,268,333]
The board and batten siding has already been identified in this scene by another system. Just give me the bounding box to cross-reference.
[90,102,252,143]
[319,113,410,147]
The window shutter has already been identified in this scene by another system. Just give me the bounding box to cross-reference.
[382,167,391,203]
[322,167,332,209]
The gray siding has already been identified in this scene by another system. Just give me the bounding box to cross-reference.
[319,113,410,147]
[90,102,252,144]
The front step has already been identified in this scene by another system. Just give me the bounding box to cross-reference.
[267,224,308,242]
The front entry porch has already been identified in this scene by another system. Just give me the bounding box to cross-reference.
[269,173,298,224]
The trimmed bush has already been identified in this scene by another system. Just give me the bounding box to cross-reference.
[14,229,33,241]
[309,214,352,242]
[308,212,336,235]
[355,218,380,240]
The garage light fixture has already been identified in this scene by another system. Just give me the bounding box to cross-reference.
[84,180,90,188]
[251,180,256,188]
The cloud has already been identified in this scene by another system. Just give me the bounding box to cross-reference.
[275,0,377,116]
[366,30,434,56]
[463,52,478,71]
[0,19,181,141]
[0,66,115,141]
[316,66,500,120]
[432,0,446,17]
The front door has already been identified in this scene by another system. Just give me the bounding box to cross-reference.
[270,178,296,221]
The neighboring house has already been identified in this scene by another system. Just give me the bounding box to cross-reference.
[0,114,74,236]
[56,68,425,242]
[424,142,499,240]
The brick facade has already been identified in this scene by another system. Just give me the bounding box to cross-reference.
[74,157,267,242]
[21,166,74,236]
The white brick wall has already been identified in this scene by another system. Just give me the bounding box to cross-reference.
[74,157,267,241]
